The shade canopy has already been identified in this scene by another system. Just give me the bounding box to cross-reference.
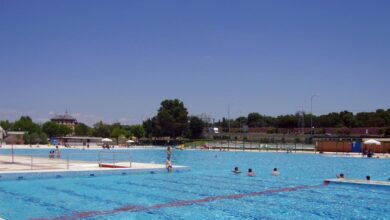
[363,139,381,145]
[126,140,135,143]
[101,138,113,142]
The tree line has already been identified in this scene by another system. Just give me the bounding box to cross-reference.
[0,116,146,144]
[214,109,390,130]
[1,102,389,143]
[0,99,205,142]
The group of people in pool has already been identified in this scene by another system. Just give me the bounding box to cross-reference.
[336,173,380,181]
[48,146,61,159]
[233,167,280,177]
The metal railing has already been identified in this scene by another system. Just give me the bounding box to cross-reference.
[1,151,132,171]
[185,140,315,153]
[98,151,132,168]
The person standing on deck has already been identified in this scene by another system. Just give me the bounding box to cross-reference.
[166,145,172,172]
[167,145,172,160]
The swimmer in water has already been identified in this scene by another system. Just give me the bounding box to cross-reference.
[272,168,280,176]
[233,167,241,174]
[247,168,255,177]
[166,159,173,173]
[366,175,371,181]
[336,173,345,179]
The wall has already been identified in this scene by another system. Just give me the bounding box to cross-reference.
[316,141,352,152]
[362,143,390,153]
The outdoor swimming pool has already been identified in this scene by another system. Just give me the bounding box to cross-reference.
[0,148,389,219]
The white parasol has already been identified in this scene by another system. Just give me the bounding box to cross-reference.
[101,138,113,142]
[363,139,381,145]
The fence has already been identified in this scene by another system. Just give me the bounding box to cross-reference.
[0,151,132,171]
[184,140,315,153]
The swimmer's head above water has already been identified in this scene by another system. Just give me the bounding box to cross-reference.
[233,167,241,173]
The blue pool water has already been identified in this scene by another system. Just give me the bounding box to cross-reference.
[0,148,389,219]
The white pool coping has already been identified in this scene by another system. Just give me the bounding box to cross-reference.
[0,154,190,180]
[325,178,390,187]
[0,164,190,181]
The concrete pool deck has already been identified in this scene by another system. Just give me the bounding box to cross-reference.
[0,155,189,180]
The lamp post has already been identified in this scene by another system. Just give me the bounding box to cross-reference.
[310,94,318,135]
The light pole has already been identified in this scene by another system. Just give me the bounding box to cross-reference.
[228,104,231,134]
[310,94,318,135]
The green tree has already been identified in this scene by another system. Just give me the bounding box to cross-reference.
[39,132,48,144]
[130,125,145,139]
[339,111,354,127]
[42,121,72,137]
[247,113,263,127]
[155,99,188,138]
[235,116,247,129]
[29,132,41,144]
[42,121,60,138]
[92,121,111,137]
[23,133,31,144]
[187,116,204,139]
[111,126,124,144]
[143,118,156,137]
[58,125,72,137]
[275,115,297,128]
[0,120,13,130]
[13,116,40,133]
[75,123,91,136]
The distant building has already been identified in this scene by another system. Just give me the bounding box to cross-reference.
[208,127,219,134]
[56,136,102,147]
[51,111,78,131]
[4,131,27,145]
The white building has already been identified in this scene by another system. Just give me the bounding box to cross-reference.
[208,127,219,134]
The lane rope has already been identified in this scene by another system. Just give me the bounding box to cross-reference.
[32,182,328,220]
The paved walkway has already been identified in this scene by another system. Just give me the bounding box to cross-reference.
[0,155,182,174]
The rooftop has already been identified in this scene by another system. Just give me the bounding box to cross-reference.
[51,111,77,121]
[6,131,27,135]
[58,136,102,140]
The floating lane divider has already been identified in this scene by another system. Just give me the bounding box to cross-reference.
[32,183,328,220]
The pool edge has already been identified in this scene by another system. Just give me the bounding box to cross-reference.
[0,166,190,181]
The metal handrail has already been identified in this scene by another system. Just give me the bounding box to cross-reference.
[3,151,132,170]
[98,151,132,168]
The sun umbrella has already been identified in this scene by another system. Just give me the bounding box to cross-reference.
[102,138,113,142]
[363,139,381,145]
[126,140,135,143]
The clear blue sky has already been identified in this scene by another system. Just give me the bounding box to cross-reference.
[1,0,389,125]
